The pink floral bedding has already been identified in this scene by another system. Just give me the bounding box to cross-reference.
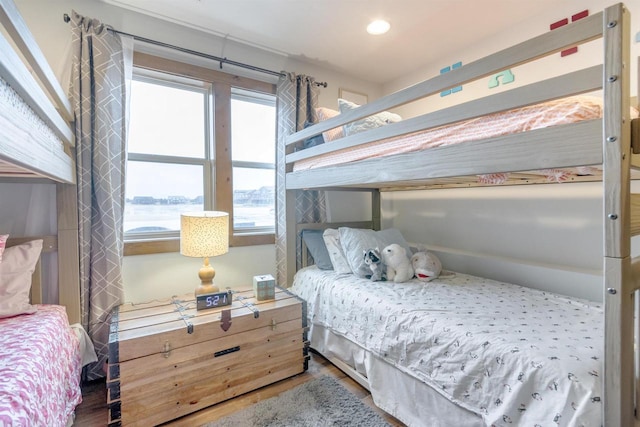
[294,96,605,172]
[0,305,82,427]
[294,96,638,184]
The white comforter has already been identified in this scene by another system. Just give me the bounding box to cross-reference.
[291,267,603,427]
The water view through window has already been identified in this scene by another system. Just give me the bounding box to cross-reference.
[124,76,276,237]
[230,92,276,232]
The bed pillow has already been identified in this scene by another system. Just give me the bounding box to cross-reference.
[315,107,344,142]
[322,228,352,274]
[338,98,402,136]
[301,229,333,270]
[0,234,7,263]
[338,227,412,278]
[0,239,42,318]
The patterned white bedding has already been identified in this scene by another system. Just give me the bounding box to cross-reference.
[291,267,603,426]
[0,305,82,427]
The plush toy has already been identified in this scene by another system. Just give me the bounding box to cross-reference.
[410,250,456,282]
[381,243,414,283]
[363,247,386,281]
[411,251,442,282]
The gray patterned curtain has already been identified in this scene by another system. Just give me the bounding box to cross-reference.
[275,73,326,285]
[68,11,132,380]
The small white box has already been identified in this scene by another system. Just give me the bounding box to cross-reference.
[253,274,275,301]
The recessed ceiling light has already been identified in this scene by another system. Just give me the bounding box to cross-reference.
[367,19,390,35]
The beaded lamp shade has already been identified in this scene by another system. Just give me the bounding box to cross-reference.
[180,211,229,295]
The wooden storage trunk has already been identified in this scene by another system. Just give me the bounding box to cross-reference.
[107,286,308,426]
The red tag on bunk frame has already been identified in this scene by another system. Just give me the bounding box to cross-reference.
[549,10,589,57]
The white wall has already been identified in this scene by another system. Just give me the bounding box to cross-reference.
[7,0,381,303]
[12,0,382,113]
[384,0,639,114]
[380,0,640,302]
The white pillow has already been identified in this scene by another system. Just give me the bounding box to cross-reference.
[338,98,402,136]
[0,239,42,318]
[322,229,351,274]
[315,107,344,142]
[338,227,412,278]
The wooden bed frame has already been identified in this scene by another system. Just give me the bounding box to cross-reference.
[0,0,80,324]
[279,3,638,426]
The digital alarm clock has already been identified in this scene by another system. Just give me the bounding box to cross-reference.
[196,290,233,311]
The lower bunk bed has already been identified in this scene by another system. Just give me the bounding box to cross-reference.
[279,4,637,425]
[290,263,603,427]
[0,238,95,426]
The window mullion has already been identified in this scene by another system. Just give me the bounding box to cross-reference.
[213,83,234,232]
[128,152,206,165]
[232,160,275,170]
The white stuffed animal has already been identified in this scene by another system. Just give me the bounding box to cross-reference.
[382,243,414,283]
[411,251,442,282]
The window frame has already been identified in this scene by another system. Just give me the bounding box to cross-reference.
[124,52,277,256]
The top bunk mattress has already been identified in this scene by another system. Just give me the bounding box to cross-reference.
[290,266,603,426]
[293,96,618,179]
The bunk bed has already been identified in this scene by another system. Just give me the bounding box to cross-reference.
[0,0,86,425]
[279,3,638,426]
[0,0,80,322]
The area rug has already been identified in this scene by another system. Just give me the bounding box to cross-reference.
[204,375,392,427]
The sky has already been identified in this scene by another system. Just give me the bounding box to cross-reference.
[125,79,275,199]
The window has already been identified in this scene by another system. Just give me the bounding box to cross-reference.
[125,75,209,242]
[231,89,276,233]
[124,54,276,255]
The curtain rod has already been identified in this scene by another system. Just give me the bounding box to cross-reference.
[62,13,328,88]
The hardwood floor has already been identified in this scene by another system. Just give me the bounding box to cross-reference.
[73,351,405,426]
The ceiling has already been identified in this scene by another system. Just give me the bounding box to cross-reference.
[100,0,562,84]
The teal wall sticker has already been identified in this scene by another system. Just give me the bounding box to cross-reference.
[488,69,515,89]
[440,61,463,97]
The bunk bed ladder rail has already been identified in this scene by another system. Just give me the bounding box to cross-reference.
[602,4,635,427]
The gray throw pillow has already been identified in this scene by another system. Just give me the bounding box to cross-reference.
[301,229,333,270]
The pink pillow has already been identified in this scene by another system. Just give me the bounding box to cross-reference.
[0,239,43,318]
[315,107,344,142]
[0,234,7,262]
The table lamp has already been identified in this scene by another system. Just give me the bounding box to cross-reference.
[180,211,229,296]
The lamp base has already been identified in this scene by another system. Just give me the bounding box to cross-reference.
[195,257,220,296]
[195,283,220,295]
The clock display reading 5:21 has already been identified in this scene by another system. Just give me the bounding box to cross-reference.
[196,291,233,311]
